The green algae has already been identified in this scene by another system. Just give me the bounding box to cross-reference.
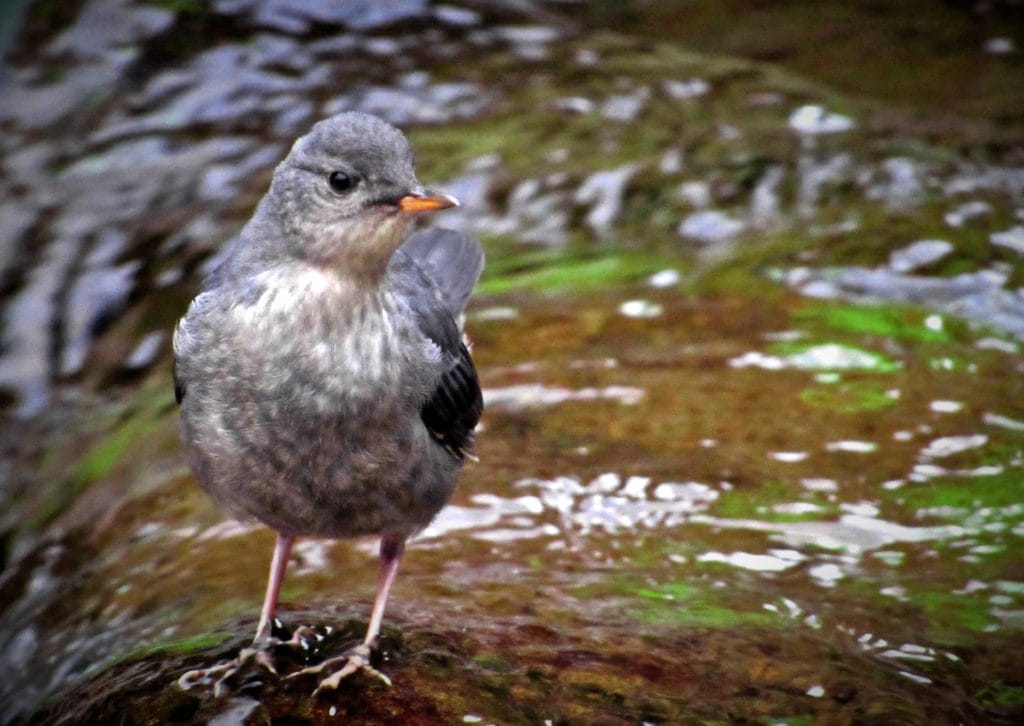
[977,683,1024,708]
[477,251,674,295]
[34,382,174,528]
[115,631,234,664]
[629,597,780,629]
[799,380,898,413]
[714,481,814,521]
[898,472,1024,516]
[795,302,954,343]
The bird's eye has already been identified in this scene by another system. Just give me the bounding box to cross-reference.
[328,171,355,194]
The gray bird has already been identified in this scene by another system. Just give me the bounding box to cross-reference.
[173,112,483,692]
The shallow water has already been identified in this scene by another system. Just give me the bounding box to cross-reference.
[4,287,1021,723]
[1,1,1023,723]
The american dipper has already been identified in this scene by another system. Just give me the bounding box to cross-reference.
[173,111,483,693]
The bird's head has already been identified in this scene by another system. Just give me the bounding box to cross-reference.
[257,112,458,280]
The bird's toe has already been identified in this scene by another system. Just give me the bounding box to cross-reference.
[290,642,392,694]
[178,642,283,695]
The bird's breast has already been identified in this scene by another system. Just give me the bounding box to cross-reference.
[227,270,435,414]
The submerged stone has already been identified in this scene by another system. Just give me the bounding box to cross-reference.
[990,225,1024,256]
[574,165,637,239]
[788,104,855,135]
[215,0,429,33]
[48,0,174,60]
[888,239,954,273]
[600,87,650,122]
[678,209,745,244]
[944,200,992,227]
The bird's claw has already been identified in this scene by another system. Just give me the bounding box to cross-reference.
[178,627,318,696]
[289,642,392,695]
[178,645,278,696]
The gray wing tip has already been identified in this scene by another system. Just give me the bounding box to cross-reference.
[399,227,484,313]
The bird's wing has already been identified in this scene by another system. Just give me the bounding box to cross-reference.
[397,228,484,315]
[390,232,484,460]
[420,335,482,460]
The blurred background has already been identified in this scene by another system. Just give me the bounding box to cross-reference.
[1,1,1023,723]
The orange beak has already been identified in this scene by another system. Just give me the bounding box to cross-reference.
[398,190,459,213]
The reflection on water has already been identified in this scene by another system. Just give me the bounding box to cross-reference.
[4,292,1024,722]
[424,472,720,541]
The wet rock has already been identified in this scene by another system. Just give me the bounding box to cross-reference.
[659,148,684,174]
[198,144,283,202]
[678,210,745,244]
[662,78,710,100]
[0,130,268,411]
[214,0,429,34]
[888,239,954,273]
[363,36,405,56]
[0,0,176,132]
[94,45,329,143]
[750,165,785,227]
[327,82,486,126]
[482,385,644,410]
[788,104,855,135]
[647,269,681,288]
[945,200,992,227]
[983,37,1016,55]
[250,33,313,73]
[492,25,561,45]
[601,86,650,123]
[268,97,315,136]
[822,267,1006,304]
[0,238,76,416]
[58,136,255,233]
[953,287,1024,338]
[47,0,174,61]
[307,34,361,58]
[990,225,1024,255]
[0,201,37,278]
[434,4,481,28]
[554,96,595,114]
[797,153,851,218]
[943,165,1024,197]
[122,331,166,371]
[788,264,1024,338]
[434,163,497,236]
[575,47,600,66]
[865,157,926,209]
[619,299,663,318]
[507,185,570,246]
[493,25,560,60]
[718,123,741,140]
[574,164,637,239]
[60,229,141,377]
[0,62,128,130]
[678,181,712,208]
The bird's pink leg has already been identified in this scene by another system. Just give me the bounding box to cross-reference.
[293,533,406,692]
[179,530,296,693]
[253,531,295,643]
[363,533,405,647]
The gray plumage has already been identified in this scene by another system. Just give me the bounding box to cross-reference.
[173,112,483,541]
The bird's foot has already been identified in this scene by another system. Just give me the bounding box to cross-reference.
[178,644,279,697]
[289,642,391,695]
[178,624,322,697]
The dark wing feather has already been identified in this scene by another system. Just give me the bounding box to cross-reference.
[173,358,186,404]
[420,338,482,459]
